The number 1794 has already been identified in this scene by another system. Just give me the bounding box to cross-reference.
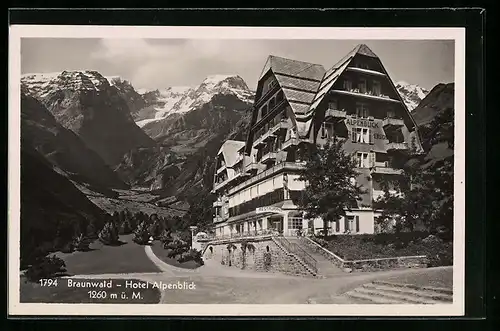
[39,279,58,287]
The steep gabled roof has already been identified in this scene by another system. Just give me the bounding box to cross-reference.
[259,55,325,81]
[258,55,326,116]
[308,44,379,114]
[217,140,245,167]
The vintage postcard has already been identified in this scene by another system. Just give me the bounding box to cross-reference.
[8,25,465,316]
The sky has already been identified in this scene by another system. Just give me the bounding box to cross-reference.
[21,38,454,91]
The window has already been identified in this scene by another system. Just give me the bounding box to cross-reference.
[268,80,277,90]
[288,217,303,230]
[328,99,338,110]
[356,103,369,118]
[347,216,355,232]
[321,121,335,139]
[343,80,352,91]
[261,104,268,118]
[358,78,367,93]
[269,96,276,110]
[387,109,396,118]
[354,128,370,143]
[356,152,369,168]
[373,80,381,96]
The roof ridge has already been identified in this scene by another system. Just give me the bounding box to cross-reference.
[268,54,324,68]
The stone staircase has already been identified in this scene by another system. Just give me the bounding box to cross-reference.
[286,237,345,277]
[344,280,453,304]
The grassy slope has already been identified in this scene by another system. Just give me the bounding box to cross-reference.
[54,234,161,275]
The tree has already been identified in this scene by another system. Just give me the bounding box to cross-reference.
[133,221,151,245]
[296,138,364,238]
[73,233,91,251]
[374,156,453,236]
[98,221,119,245]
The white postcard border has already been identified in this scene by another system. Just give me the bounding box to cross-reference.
[8,25,466,316]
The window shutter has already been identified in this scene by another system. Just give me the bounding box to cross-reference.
[335,220,340,232]
[355,216,360,233]
[369,129,374,144]
[351,126,357,142]
[344,217,349,232]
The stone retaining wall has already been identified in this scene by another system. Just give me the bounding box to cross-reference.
[203,237,314,277]
[303,237,429,272]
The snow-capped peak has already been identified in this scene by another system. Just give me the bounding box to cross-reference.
[21,70,114,98]
[134,74,254,127]
[395,81,429,111]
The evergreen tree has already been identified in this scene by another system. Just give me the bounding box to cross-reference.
[133,221,151,245]
[98,221,119,245]
[297,138,364,238]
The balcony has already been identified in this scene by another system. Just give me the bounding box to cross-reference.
[213,176,231,192]
[216,165,226,175]
[212,216,224,224]
[282,137,299,151]
[261,151,277,164]
[370,166,403,176]
[382,117,405,129]
[330,88,400,103]
[213,199,224,207]
[386,142,409,152]
[270,119,290,135]
[325,108,347,120]
[345,66,386,76]
[228,161,307,195]
[245,162,260,174]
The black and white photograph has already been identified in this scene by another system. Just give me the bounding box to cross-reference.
[8,25,465,316]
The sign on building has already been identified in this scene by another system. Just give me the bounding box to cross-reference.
[256,206,283,214]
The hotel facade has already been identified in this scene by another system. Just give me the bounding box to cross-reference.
[211,44,424,238]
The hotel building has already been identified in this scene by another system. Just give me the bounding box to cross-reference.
[211,44,424,238]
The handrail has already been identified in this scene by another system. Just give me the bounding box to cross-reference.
[274,236,318,274]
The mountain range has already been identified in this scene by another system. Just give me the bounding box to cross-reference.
[20,70,443,234]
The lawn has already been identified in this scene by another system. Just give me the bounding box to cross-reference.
[19,276,161,303]
[150,241,201,270]
[313,232,453,267]
[53,234,161,275]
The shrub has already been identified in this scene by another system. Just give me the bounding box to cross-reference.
[25,255,67,282]
[98,221,119,245]
[160,229,172,244]
[177,248,204,265]
[73,233,92,252]
[133,221,151,245]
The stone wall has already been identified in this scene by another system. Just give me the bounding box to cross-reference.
[344,256,429,272]
[203,237,315,277]
[302,236,429,273]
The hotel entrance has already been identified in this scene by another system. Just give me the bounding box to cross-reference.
[268,216,284,234]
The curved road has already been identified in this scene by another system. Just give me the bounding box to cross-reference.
[66,243,453,304]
